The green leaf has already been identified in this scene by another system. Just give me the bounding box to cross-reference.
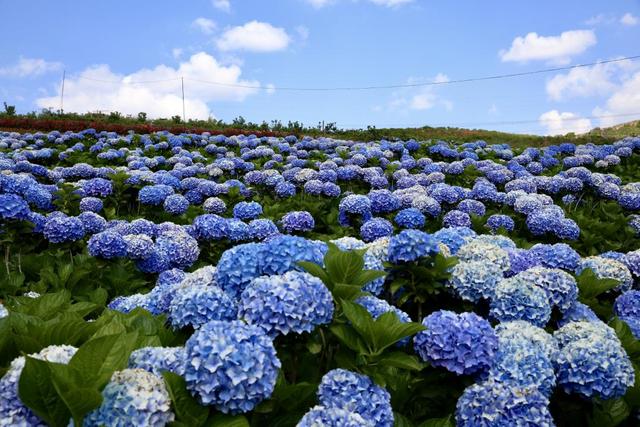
[352,269,386,288]
[330,323,367,353]
[325,244,365,284]
[418,414,455,427]
[577,269,620,301]
[49,364,103,426]
[588,398,630,427]
[377,352,425,371]
[205,413,250,427]
[371,312,425,353]
[18,357,71,427]
[297,261,330,286]
[610,317,640,362]
[341,300,376,350]
[69,332,138,388]
[393,412,415,427]
[163,372,209,427]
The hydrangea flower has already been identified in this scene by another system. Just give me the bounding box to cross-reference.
[203,197,226,214]
[515,267,578,312]
[614,290,640,318]
[128,346,186,377]
[495,321,559,360]
[183,320,281,414]
[394,208,425,229]
[529,243,580,271]
[163,194,189,215]
[317,369,393,427]
[215,243,263,299]
[0,345,77,427]
[360,218,394,243]
[84,369,174,427]
[557,301,600,327]
[108,293,152,314]
[448,261,503,302]
[233,201,263,220]
[123,234,154,260]
[490,276,552,327]
[443,210,472,228]
[239,271,334,337]
[554,321,635,399]
[281,211,315,233]
[248,218,279,240]
[457,240,510,272]
[432,226,476,255]
[455,380,554,427]
[78,211,108,234]
[387,229,438,263]
[298,405,373,427]
[0,194,30,220]
[79,196,103,212]
[486,214,515,233]
[168,285,237,329]
[260,235,326,277]
[43,214,85,243]
[413,310,497,375]
[88,230,128,259]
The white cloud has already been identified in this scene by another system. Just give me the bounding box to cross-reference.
[212,0,231,12]
[192,17,217,34]
[35,52,262,119]
[621,13,638,26]
[539,110,592,135]
[387,74,452,112]
[306,0,334,7]
[593,71,640,127]
[0,57,62,77]
[585,14,615,26]
[216,21,290,52]
[546,58,639,103]
[500,30,596,64]
[369,0,413,7]
[295,25,310,41]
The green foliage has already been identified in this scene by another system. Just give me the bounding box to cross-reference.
[576,268,620,317]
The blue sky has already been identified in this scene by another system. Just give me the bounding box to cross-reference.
[1,0,639,135]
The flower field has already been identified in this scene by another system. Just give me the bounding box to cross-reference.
[0,128,639,426]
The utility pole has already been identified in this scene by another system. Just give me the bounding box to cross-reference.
[60,70,66,114]
[181,77,186,122]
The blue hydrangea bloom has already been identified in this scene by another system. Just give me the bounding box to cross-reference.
[577,256,633,292]
[183,320,281,414]
[239,271,334,337]
[457,240,510,272]
[490,276,552,327]
[79,196,103,213]
[163,194,189,215]
[530,243,580,271]
[504,248,539,277]
[387,230,439,263]
[108,293,151,313]
[614,290,640,318]
[298,405,373,427]
[224,218,251,242]
[516,267,578,312]
[488,340,556,396]
[43,215,85,243]
[558,301,600,327]
[432,227,476,255]
[260,235,326,276]
[138,184,174,206]
[88,230,128,259]
[360,218,394,243]
[214,243,263,299]
[414,310,497,375]
[128,346,186,377]
[318,369,393,427]
[443,210,472,228]
[203,197,226,214]
[281,211,315,233]
[486,214,515,233]
[394,208,425,229]
[248,218,279,240]
[495,321,559,361]
[155,229,200,270]
[168,285,237,329]
[82,177,113,197]
[192,214,227,241]
[455,380,554,427]
[123,234,154,260]
[0,345,77,427]
[448,261,503,302]
[233,201,263,220]
[554,321,635,399]
[78,211,108,234]
[84,369,174,427]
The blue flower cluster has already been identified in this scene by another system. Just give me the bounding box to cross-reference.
[413,310,497,375]
[239,271,334,337]
[128,346,186,376]
[183,320,281,414]
[168,285,237,329]
[387,229,438,263]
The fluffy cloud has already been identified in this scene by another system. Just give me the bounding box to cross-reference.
[192,17,217,34]
[306,0,334,7]
[0,57,62,77]
[212,0,231,12]
[593,71,640,127]
[539,110,592,135]
[545,61,627,101]
[216,21,290,52]
[621,13,638,26]
[500,30,596,64]
[35,52,262,119]
[387,74,452,112]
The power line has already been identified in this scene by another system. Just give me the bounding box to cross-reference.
[185,55,640,92]
[64,55,639,91]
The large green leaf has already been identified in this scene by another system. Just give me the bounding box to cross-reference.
[163,372,209,427]
[18,357,70,427]
[49,364,103,426]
